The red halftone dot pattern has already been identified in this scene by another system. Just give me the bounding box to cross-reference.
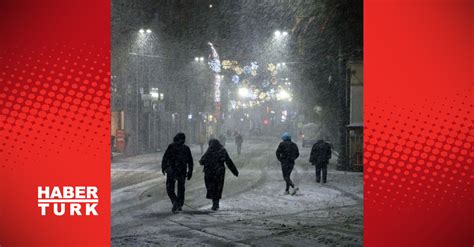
[0,44,110,170]
[364,94,474,210]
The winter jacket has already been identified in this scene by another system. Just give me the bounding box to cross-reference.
[310,140,332,164]
[276,140,300,164]
[162,133,194,176]
[200,139,238,200]
[197,134,206,145]
[200,139,239,177]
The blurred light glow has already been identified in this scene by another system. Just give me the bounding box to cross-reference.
[199,57,204,61]
[146,29,152,33]
[139,29,145,34]
[195,57,199,61]
[282,31,288,36]
[238,87,250,98]
[277,89,291,100]
[274,30,281,37]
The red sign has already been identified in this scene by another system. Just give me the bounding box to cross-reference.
[116,129,126,153]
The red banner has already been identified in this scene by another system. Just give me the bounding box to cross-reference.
[0,0,472,246]
[365,0,473,246]
[0,0,110,246]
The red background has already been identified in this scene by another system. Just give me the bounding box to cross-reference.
[365,0,473,246]
[0,0,472,246]
[0,0,110,246]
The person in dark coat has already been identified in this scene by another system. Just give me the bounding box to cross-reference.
[276,132,300,194]
[235,133,243,155]
[199,139,239,210]
[310,139,332,183]
[162,133,194,213]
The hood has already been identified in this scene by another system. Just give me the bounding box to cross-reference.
[208,139,222,150]
[173,132,186,145]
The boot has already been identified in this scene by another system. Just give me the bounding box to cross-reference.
[212,199,219,211]
[171,201,179,213]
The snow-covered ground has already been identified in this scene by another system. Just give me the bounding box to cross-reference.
[112,137,363,246]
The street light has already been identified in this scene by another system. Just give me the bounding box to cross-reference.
[195,57,199,61]
[199,57,204,61]
[274,30,289,39]
[146,29,152,34]
[139,29,145,34]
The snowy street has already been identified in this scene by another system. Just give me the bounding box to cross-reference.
[111,137,363,246]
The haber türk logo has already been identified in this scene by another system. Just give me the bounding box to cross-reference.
[37,186,99,216]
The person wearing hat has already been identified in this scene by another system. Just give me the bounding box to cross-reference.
[276,132,300,195]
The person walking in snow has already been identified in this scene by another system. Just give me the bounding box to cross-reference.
[197,132,206,154]
[235,133,243,155]
[276,132,300,195]
[162,133,194,213]
[200,139,239,210]
[310,139,332,183]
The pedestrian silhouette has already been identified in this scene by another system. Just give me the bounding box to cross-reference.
[276,132,299,195]
[200,139,239,210]
[310,139,332,183]
[162,133,194,213]
[235,133,243,155]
